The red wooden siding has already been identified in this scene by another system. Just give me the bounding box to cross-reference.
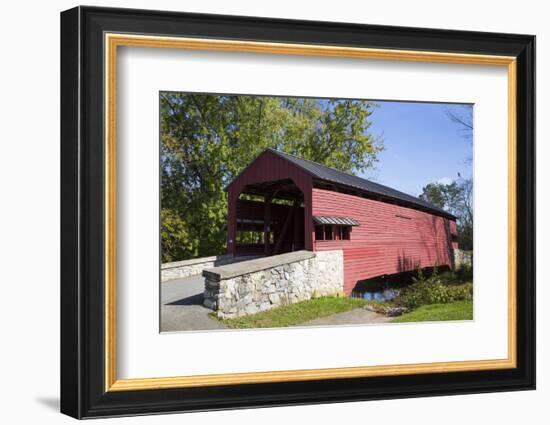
[312,188,457,294]
[226,150,313,255]
[226,150,458,297]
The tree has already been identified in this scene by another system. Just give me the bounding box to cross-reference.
[455,178,473,250]
[445,104,473,164]
[419,182,459,210]
[160,209,198,262]
[160,93,383,262]
[434,104,474,250]
[419,178,473,250]
[445,105,473,140]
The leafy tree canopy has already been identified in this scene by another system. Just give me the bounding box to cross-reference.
[160,93,383,262]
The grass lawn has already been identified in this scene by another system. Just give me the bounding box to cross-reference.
[212,296,370,329]
[392,300,473,323]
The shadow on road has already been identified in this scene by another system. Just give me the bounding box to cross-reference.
[166,293,204,306]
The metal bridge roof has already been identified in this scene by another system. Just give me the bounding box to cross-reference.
[266,149,455,219]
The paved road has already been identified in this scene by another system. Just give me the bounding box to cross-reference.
[160,275,227,332]
[161,276,390,331]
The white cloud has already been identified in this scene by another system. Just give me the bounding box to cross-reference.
[436,177,453,185]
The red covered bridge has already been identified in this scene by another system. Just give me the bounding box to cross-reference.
[225,149,458,295]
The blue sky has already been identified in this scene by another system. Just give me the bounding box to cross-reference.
[363,101,473,197]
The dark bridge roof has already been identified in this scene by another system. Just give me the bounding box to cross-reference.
[265,149,455,219]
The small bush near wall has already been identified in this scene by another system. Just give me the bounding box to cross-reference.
[394,267,473,310]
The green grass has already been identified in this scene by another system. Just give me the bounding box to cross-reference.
[391,300,473,323]
[212,296,370,329]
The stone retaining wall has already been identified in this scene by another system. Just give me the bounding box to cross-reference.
[203,250,344,318]
[161,255,257,282]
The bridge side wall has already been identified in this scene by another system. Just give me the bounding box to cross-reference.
[161,255,257,282]
[203,250,344,318]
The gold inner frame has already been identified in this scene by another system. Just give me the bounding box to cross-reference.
[104,33,517,392]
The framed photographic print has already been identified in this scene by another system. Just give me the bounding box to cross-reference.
[60,6,535,419]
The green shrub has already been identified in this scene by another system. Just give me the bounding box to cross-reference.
[394,267,473,310]
[438,265,473,285]
[160,208,199,262]
[455,264,473,281]
[396,281,451,310]
[447,282,473,302]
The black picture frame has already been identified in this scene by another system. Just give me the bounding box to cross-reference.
[61,5,535,419]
